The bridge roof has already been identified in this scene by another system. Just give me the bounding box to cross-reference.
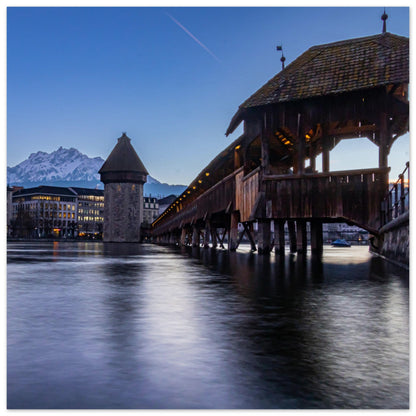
[99,133,148,175]
[226,32,409,135]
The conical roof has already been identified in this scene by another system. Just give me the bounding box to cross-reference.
[99,133,148,175]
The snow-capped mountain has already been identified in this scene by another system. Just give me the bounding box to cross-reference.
[8,147,103,184]
[7,147,186,198]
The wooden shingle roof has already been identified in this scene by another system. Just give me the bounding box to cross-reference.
[99,133,148,175]
[226,32,408,135]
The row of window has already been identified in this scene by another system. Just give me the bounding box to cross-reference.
[79,202,104,208]
[80,196,104,202]
[79,216,104,222]
[78,209,103,215]
[41,212,76,219]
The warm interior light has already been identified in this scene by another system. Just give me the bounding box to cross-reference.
[192,186,196,189]
[305,134,311,139]
[235,145,241,150]
[205,172,210,176]
[198,180,202,183]
[187,191,191,194]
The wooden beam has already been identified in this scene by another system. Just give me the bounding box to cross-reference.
[327,123,378,137]
[296,113,305,174]
[229,212,239,251]
[288,220,297,253]
[238,222,257,251]
[211,226,218,248]
[379,112,389,169]
[258,219,271,254]
[296,220,307,253]
[275,220,285,255]
[261,112,271,174]
[310,220,323,256]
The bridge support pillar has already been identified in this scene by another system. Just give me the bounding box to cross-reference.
[203,221,211,248]
[192,225,200,247]
[180,228,187,246]
[258,219,271,254]
[245,222,257,252]
[211,226,218,248]
[274,220,285,255]
[310,220,323,255]
[296,220,307,253]
[288,220,297,253]
[229,212,239,251]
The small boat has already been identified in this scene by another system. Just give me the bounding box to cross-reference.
[331,238,351,247]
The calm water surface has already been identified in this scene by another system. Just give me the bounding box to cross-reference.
[7,242,409,409]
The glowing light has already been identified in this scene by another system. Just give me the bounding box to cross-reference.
[205,172,210,176]
[198,180,202,183]
[235,145,241,150]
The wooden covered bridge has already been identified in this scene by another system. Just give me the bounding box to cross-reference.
[152,30,409,254]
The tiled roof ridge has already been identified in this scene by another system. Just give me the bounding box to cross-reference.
[308,31,406,51]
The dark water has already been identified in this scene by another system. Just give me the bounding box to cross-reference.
[7,242,409,409]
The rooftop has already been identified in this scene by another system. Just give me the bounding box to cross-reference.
[99,133,149,175]
[227,32,408,135]
[12,185,78,197]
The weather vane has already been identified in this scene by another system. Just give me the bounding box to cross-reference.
[276,44,286,71]
[382,8,388,33]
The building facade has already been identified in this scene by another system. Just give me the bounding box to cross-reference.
[70,187,104,238]
[9,185,161,239]
[143,197,159,225]
[11,186,78,238]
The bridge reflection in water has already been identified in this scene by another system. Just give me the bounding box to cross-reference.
[8,242,409,409]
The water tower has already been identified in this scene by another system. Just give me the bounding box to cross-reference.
[99,133,148,242]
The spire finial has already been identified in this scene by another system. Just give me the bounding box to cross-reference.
[276,44,286,71]
[381,8,388,34]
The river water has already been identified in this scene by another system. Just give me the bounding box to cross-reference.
[7,241,409,409]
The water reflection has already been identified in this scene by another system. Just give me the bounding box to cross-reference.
[7,242,408,409]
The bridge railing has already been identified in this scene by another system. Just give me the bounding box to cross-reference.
[152,168,238,235]
[380,162,409,227]
[263,167,389,232]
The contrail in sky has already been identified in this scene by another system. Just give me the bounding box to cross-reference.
[166,12,222,63]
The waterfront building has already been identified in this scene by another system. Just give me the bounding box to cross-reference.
[7,186,14,236]
[69,187,105,238]
[9,185,162,239]
[143,196,159,226]
[99,133,148,242]
[11,186,77,238]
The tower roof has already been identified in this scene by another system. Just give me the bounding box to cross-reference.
[99,133,148,175]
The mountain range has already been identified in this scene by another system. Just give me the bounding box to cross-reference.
[7,147,187,198]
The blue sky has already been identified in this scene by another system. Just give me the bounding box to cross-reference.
[6,5,409,184]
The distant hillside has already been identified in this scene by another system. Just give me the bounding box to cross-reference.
[7,147,186,198]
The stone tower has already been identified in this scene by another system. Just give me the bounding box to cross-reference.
[99,133,148,242]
